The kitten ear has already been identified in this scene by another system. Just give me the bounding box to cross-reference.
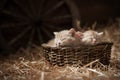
[53,32,58,35]
[98,32,104,36]
[69,28,75,36]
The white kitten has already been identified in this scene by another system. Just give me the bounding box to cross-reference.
[45,28,82,47]
[81,30,104,45]
[44,39,56,47]
[54,28,82,47]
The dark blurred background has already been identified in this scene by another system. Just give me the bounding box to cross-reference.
[75,0,120,25]
[0,0,120,56]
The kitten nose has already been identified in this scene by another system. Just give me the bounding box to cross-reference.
[93,39,96,43]
[94,40,96,43]
[59,43,60,45]
[58,42,61,46]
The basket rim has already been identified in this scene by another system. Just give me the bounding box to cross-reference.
[41,42,113,49]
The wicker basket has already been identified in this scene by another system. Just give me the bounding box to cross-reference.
[42,42,113,66]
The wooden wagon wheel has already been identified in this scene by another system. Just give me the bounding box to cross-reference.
[0,0,80,50]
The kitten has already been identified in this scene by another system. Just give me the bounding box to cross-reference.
[81,30,104,45]
[43,29,103,47]
[44,39,56,47]
[45,28,82,47]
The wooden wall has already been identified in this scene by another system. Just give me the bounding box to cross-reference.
[75,0,120,25]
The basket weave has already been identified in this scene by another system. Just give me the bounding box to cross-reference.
[42,42,113,66]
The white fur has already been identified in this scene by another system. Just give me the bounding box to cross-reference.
[45,29,104,47]
[54,29,79,47]
[46,28,82,47]
[81,30,104,45]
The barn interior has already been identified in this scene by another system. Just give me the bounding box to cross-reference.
[0,0,120,80]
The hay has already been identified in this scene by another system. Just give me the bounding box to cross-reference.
[0,45,119,80]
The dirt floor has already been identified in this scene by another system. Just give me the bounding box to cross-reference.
[0,18,120,80]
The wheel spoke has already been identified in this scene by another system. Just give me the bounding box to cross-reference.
[43,17,71,25]
[36,27,43,44]
[13,0,33,18]
[42,23,62,31]
[41,27,53,38]
[2,10,28,20]
[29,0,36,17]
[44,1,64,16]
[9,26,32,45]
[38,0,45,15]
[65,0,81,30]
[0,22,28,28]
[43,14,71,21]
[28,28,35,46]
